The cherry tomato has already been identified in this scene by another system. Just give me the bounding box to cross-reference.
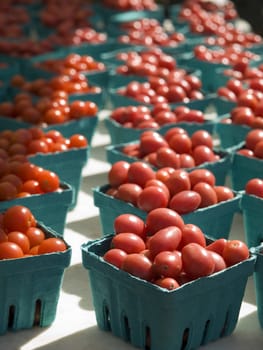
[168,133,192,154]
[178,224,206,250]
[114,214,146,239]
[164,169,191,196]
[169,190,201,214]
[154,277,180,290]
[127,161,155,187]
[111,232,146,254]
[3,205,36,233]
[245,178,263,198]
[25,227,45,248]
[121,253,153,281]
[182,242,215,279]
[192,145,216,166]
[103,248,127,268]
[115,183,143,205]
[206,238,228,256]
[193,182,218,208]
[214,186,234,202]
[245,129,263,151]
[38,237,67,254]
[37,169,60,193]
[191,130,213,149]
[152,250,182,278]
[254,140,263,159]
[147,226,182,258]
[209,250,227,272]
[155,147,180,169]
[7,231,30,254]
[145,207,185,236]
[108,161,130,188]
[222,239,249,267]
[0,241,24,259]
[137,186,169,212]
[189,168,216,188]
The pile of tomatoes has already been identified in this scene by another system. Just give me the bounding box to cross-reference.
[103,210,250,289]
[106,160,234,214]
[0,205,68,260]
[120,128,221,168]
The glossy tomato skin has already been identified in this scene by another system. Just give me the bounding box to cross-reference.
[3,205,36,233]
[206,238,227,256]
[154,277,180,290]
[178,224,206,250]
[164,169,191,196]
[169,190,201,214]
[222,239,249,267]
[193,182,218,208]
[182,242,215,279]
[121,253,153,281]
[7,231,30,254]
[0,241,24,259]
[214,186,234,202]
[147,226,182,258]
[114,214,146,239]
[152,250,182,278]
[115,183,143,205]
[209,251,227,273]
[245,129,263,151]
[111,232,146,254]
[38,237,67,254]
[245,178,263,198]
[137,186,169,212]
[127,161,155,187]
[189,168,216,188]
[145,207,185,236]
[108,161,130,187]
[103,248,127,268]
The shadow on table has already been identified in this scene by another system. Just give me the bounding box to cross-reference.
[62,263,94,311]
[66,215,103,239]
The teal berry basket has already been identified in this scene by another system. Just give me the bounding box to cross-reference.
[81,234,255,350]
[239,193,263,248]
[230,143,263,191]
[215,122,251,150]
[0,182,73,236]
[29,146,90,209]
[0,115,98,148]
[106,142,232,186]
[250,243,263,328]
[105,95,236,144]
[0,222,71,335]
[93,185,241,238]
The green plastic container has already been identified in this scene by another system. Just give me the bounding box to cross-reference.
[0,222,71,335]
[93,185,241,238]
[215,122,251,150]
[240,193,263,248]
[0,182,73,236]
[29,146,90,209]
[81,234,255,350]
[250,244,263,328]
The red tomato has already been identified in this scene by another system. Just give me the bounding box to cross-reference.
[0,241,24,259]
[155,147,180,169]
[214,186,234,202]
[121,253,153,281]
[103,248,127,268]
[3,205,36,233]
[145,207,185,236]
[115,183,143,205]
[152,250,182,278]
[222,239,249,267]
[164,169,191,196]
[38,237,67,254]
[154,277,180,290]
[182,242,215,279]
[209,250,227,272]
[189,168,216,188]
[147,226,182,258]
[37,169,60,193]
[168,133,192,154]
[137,186,169,212]
[206,238,228,256]
[108,161,130,187]
[192,145,216,166]
[25,227,45,248]
[114,214,146,239]
[127,161,155,187]
[245,178,263,198]
[111,232,146,254]
[144,179,170,199]
[169,190,201,214]
[193,182,218,208]
[7,231,30,254]
[191,130,213,149]
[254,140,263,159]
[139,132,168,156]
[155,166,175,183]
[245,129,263,151]
[179,224,206,250]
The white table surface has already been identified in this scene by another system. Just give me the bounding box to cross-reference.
[0,111,262,350]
